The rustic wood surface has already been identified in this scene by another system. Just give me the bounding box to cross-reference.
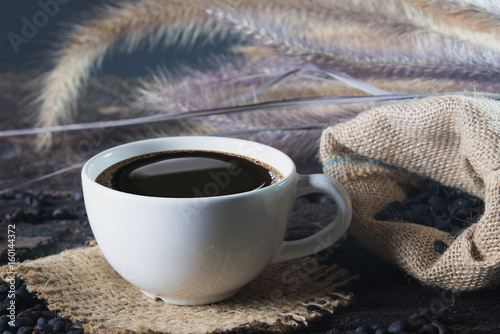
[0,72,499,333]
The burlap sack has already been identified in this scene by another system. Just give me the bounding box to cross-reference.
[1,245,354,333]
[320,94,500,290]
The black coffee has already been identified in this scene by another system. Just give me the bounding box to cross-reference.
[95,150,283,198]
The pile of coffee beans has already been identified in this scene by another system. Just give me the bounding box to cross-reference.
[334,313,454,334]
[2,190,87,224]
[1,189,93,263]
[1,189,89,333]
[375,180,484,253]
[331,180,484,334]
[0,279,84,334]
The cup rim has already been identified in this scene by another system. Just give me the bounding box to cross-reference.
[82,136,296,201]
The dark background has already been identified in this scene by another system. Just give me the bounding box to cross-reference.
[0,0,234,77]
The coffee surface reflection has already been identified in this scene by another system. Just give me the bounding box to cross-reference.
[95,150,283,198]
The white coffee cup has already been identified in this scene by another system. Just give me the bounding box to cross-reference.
[81,136,351,305]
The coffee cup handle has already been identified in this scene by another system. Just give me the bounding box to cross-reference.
[271,174,352,263]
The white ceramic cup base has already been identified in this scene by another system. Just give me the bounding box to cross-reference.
[82,136,352,305]
[140,288,241,306]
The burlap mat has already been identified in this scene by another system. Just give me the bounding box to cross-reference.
[320,94,500,291]
[1,245,355,333]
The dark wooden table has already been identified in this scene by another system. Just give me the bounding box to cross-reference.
[1,72,498,333]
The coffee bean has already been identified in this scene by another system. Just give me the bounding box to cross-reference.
[429,182,440,196]
[14,192,25,200]
[450,226,461,238]
[452,197,473,209]
[0,300,10,313]
[374,329,389,334]
[427,195,444,207]
[33,303,48,311]
[40,311,55,320]
[17,308,40,322]
[2,190,17,199]
[16,327,34,334]
[51,320,66,332]
[0,315,7,328]
[73,190,83,202]
[410,203,429,216]
[387,201,410,213]
[374,210,394,221]
[421,323,440,334]
[354,325,373,334]
[434,240,448,254]
[36,323,52,332]
[35,319,50,331]
[470,213,482,223]
[399,210,416,223]
[25,207,41,217]
[52,208,74,220]
[449,216,464,226]
[435,218,452,232]
[14,316,35,328]
[67,329,85,334]
[74,209,87,219]
[15,286,36,306]
[453,208,473,220]
[319,195,335,205]
[41,330,56,334]
[36,193,49,205]
[404,195,423,205]
[68,323,84,331]
[0,286,8,299]
[47,317,60,326]
[6,208,24,222]
[24,195,33,206]
[387,320,412,333]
